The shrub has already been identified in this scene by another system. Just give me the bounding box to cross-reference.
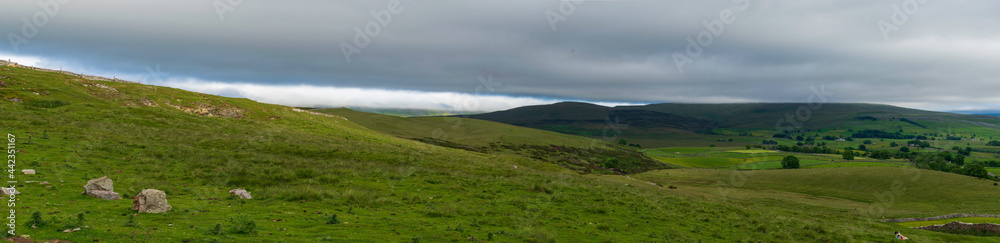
[228,215,257,234]
[326,214,341,224]
[209,223,224,235]
[27,211,46,227]
[123,214,139,228]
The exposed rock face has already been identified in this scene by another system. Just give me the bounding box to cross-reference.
[131,189,172,213]
[883,214,1000,223]
[229,188,252,199]
[916,221,1000,234]
[192,103,244,118]
[140,97,157,107]
[0,187,19,195]
[82,176,122,200]
[165,101,245,118]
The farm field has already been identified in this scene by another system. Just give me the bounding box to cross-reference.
[646,147,914,170]
[989,167,1000,175]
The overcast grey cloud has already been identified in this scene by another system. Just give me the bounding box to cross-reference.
[3,0,999,112]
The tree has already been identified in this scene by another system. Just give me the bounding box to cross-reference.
[899,147,910,153]
[782,155,800,169]
[858,145,867,151]
[617,138,627,146]
[987,140,1000,146]
[746,145,752,150]
[863,140,872,144]
[954,154,965,166]
[890,142,898,147]
[964,164,990,179]
[842,150,855,160]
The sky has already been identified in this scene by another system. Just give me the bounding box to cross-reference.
[2,0,999,112]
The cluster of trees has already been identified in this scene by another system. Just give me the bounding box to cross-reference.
[855,116,878,121]
[866,149,895,160]
[772,144,842,155]
[912,153,994,180]
[987,140,1000,146]
[970,160,1000,167]
[617,139,641,148]
[952,146,973,156]
[852,130,916,139]
[907,140,931,148]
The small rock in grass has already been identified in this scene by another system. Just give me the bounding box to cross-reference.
[229,188,252,199]
[82,176,121,200]
[0,187,20,195]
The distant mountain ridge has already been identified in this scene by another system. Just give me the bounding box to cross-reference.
[949,110,1000,117]
[465,102,1000,147]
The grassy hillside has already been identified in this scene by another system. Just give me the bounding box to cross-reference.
[317,108,607,148]
[344,107,480,117]
[316,108,667,174]
[3,65,999,242]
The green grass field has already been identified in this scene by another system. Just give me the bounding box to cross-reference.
[807,162,906,168]
[2,65,1000,241]
[733,159,832,170]
[988,167,1000,175]
[637,167,1000,218]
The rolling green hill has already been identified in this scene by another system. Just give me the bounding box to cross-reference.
[3,65,998,242]
[315,108,668,174]
[468,102,1000,148]
[317,107,607,148]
